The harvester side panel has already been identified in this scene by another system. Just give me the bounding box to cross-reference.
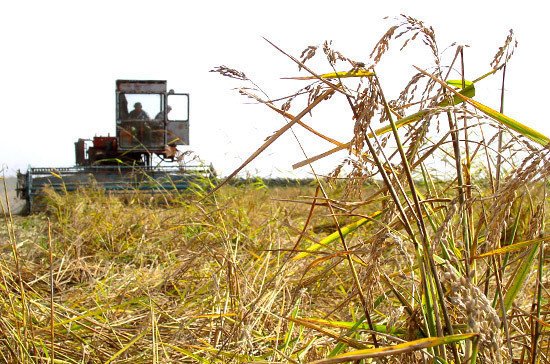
[166,121,189,145]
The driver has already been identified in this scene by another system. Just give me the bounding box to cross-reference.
[128,102,150,120]
[155,105,172,120]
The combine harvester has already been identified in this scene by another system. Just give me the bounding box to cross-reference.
[17,80,215,212]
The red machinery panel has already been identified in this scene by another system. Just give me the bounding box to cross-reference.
[93,136,116,148]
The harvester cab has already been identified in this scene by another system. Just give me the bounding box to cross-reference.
[75,80,190,166]
[17,80,215,213]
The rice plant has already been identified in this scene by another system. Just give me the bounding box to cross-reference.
[1,15,549,364]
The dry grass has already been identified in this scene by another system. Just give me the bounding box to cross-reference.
[2,15,550,364]
[2,184,358,363]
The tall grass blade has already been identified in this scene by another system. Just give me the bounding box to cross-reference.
[504,242,541,312]
[286,317,369,350]
[282,69,375,80]
[308,333,477,364]
[104,327,151,364]
[297,317,405,335]
[474,236,550,259]
[204,88,335,198]
[292,84,475,169]
[415,66,550,147]
[292,210,384,260]
[163,344,212,363]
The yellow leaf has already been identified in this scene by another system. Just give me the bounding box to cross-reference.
[292,210,384,260]
[283,69,375,80]
[192,313,237,319]
[474,236,550,259]
[308,333,477,364]
[415,65,550,147]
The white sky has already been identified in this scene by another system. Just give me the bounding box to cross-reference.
[1,0,548,177]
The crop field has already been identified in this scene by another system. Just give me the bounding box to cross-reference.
[2,15,550,364]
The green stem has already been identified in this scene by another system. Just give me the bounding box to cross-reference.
[496,64,507,190]
[375,73,459,364]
